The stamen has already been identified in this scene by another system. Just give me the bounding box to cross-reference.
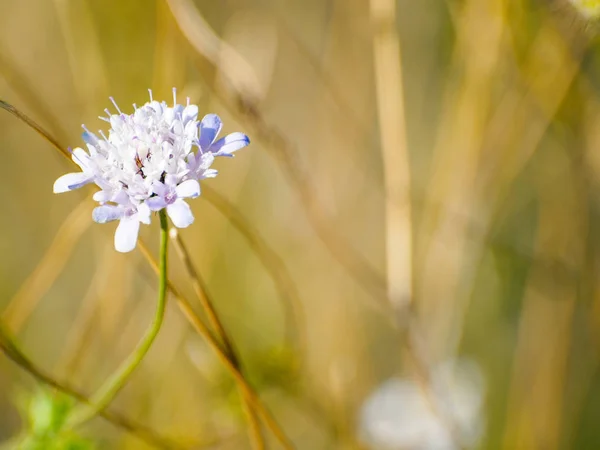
[186,97,190,106]
[104,108,112,117]
[148,89,153,102]
[133,103,138,110]
[99,130,109,141]
[109,96,122,114]
[172,87,177,107]
[99,116,110,122]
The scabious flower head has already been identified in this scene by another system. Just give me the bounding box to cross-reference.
[54,88,249,252]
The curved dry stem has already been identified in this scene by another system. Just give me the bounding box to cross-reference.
[137,240,295,450]
[0,98,292,448]
[0,100,70,162]
[169,229,264,449]
[0,323,182,449]
[2,198,91,332]
[166,0,389,316]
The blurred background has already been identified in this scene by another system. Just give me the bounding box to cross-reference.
[1,0,600,448]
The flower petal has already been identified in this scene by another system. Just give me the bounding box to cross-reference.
[92,205,123,223]
[167,200,194,228]
[210,132,250,156]
[146,196,168,211]
[199,114,222,150]
[112,190,130,206]
[71,148,90,169]
[82,131,99,146]
[137,203,152,224]
[93,190,112,203]
[175,179,200,199]
[152,181,168,197]
[200,169,218,179]
[197,152,215,171]
[114,218,141,253]
[182,105,199,124]
[53,172,93,193]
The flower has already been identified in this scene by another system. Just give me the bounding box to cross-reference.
[53,88,250,252]
[359,359,485,450]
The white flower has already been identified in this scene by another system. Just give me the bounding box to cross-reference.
[359,359,485,450]
[53,88,250,252]
[92,191,151,253]
[146,175,200,228]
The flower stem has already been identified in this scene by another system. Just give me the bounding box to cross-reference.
[137,240,295,449]
[66,209,170,428]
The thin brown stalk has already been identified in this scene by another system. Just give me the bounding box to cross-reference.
[0,100,70,162]
[169,229,265,449]
[167,0,389,317]
[137,240,295,450]
[0,98,293,449]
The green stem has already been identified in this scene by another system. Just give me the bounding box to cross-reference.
[67,209,169,428]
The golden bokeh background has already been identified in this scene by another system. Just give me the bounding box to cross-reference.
[1,0,600,448]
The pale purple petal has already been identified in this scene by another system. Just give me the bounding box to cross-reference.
[114,218,141,253]
[82,131,99,146]
[175,179,200,199]
[152,181,168,197]
[199,114,222,150]
[210,132,250,156]
[167,200,194,228]
[112,190,130,206]
[92,205,123,223]
[146,196,168,211]
[53,172,93,193]
[197,153,214,171]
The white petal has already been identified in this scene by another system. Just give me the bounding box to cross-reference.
[211,132,250,156]
[182,105,199,124]
[93,190,112,203]
[176,179,200,199]
[167,200,194,228]
[200,169,218,179]
[146,196,168,211]
[92,205,123,223]
[53,172,92,193]
[137,203,152,224]
[199,114,222,150]
[114,218,140,253]
[71,148,90,169]
[164,174,178,188]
